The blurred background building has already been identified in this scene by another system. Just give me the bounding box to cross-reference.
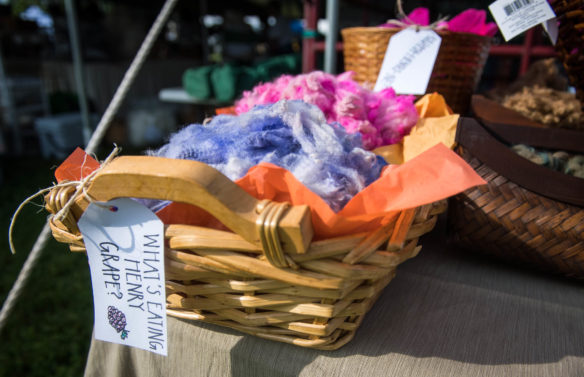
[0,0,555,161]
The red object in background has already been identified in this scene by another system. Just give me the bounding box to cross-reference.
[302,1,555,76]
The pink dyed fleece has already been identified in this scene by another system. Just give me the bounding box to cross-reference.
[235,71,419,149]
[380,8,498,37]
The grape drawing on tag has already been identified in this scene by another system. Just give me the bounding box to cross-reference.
[108,306,129,340]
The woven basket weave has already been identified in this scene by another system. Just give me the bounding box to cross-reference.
[341,27,491,114]
[45,155,445,350]
[449,118,584,278]
[549,0,584,104]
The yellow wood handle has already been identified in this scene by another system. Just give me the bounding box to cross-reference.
[83,156,313,254]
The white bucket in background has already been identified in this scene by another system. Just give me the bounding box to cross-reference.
[34,113,99,159]
[127,103,177,148]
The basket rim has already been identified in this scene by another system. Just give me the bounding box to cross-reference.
[456,117,584,207]
[340,26,492,42]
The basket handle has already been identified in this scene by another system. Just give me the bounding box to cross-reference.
[79,156,313,256]
[456,118,584,207]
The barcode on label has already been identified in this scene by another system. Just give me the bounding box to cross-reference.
[503,0,533,16]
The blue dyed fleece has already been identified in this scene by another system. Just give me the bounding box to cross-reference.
[149,100,387,212]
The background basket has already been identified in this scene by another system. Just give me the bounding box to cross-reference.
[45,156,445,350]
[341,27,491,114]
[549,0,584,104]
[448,118,584,278]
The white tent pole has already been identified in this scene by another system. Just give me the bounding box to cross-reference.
[0,42,21,154]
[324,0,339,74]
[64,0,92,146]
[86,0,179,153]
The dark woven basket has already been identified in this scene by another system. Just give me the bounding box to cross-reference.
[448,118,584,278]
[550,0,584,104]
[341,27,491,114]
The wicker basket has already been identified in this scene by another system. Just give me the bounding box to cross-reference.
[549,0,584,104]
[341,27,491,114]
[448,118,584,278]
[45,155,445,350]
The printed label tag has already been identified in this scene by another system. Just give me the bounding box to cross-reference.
[489,0,556,41]
[78,198,167,356]
[374,29,441,95]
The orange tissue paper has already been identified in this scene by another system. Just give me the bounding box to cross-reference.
[375,92,460,165]
[56,144,485,239]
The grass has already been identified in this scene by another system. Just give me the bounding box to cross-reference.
[0,155,93,377]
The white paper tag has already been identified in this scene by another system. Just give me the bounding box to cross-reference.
[374,29,441,95]
[489,0,556,41]
[78,198,168,356]
[542,18,558,45]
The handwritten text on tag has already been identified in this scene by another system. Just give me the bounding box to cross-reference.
[374,29,441,95]
[78,198,168,356]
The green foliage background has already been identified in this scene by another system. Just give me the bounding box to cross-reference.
[0,156,93,377]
